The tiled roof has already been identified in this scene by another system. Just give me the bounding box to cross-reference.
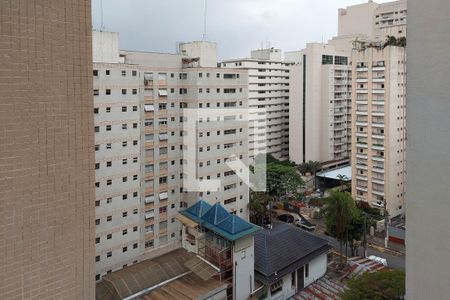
[254,223,331,284]
[180,200,260,241]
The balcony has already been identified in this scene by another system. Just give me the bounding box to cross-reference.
[372,156,384,162]
[372,111,385,117]
[372,166,385,174]
[356,77,368,83]
[356,89,368,94]
[372,144,385,151]
[356,186,368,192]
[372,66,386,71]
[373,77,385,83]
[356,67,369,72]
[372,122,385,128]
[372,89,385,94]
[356,175,368,181]
[356,110,368,116]
[356,142,368,148]
[372,177,385,185]
[356,153,368,159]
[372,189,385,197]
[372,134,384,139]
[356,164,368,170]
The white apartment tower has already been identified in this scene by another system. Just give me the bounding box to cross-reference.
[351,45,406,217]
[286,43,352,164]
[221,48,290,160]
[93,31,250,280]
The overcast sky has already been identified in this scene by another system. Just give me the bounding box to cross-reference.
[91,0,391,60]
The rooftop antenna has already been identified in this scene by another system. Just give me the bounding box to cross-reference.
[202,0,208,40]
[100,0,105,31]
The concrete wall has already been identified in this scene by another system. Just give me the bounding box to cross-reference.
[179,41,218,68]
[233,236,255,300]
[406,0,450,298]
[93,31,122,64]
[0,0,95,298]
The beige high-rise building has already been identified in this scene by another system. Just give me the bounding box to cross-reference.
[338,0,407,41]
[0,1,95,299]
[286,43,352,164]
[351,45,406,217]
[221,49,290,161]
[92,31,249,280]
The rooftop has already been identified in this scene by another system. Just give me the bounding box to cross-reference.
[96,248,223,300]
[180,200,260,241]
[316,165,352,181]
[254,223,332,284]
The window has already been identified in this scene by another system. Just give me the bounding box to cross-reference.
[133,226,138,232]
[107,216,112,221]
[94,126,99,133]
[122,106,127,112]
[95,237,100,244]
[96,256,100,262]
[95,219,100,225]
[270,280,283,295]
[133,105,137,111]
[107,252,112,258]
[106,70,110,75]
[106,89,111,95]
[106,179,112,185]
[95,145,99,151]
[132,70,137,76]
[122,89,127,95]
[305,263,309,277]
[121,70,126,76]
[93,89,99,96]
[122,212,127,218]
[133,243,138,249]
[106,125,111,131]
[322,55,333,65]
[106,107,111,113]
[107,233,112,239]
[95,163,100,170]
[335,56,348,65]
[95,200,100,207]
[93,70,98,76]
[145,240,154,248]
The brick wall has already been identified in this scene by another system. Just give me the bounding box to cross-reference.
[0,0,95,299]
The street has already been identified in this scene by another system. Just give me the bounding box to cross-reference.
[315,232,405,270]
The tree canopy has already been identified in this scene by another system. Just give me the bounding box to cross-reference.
[265,154,304,198]
[342,269,405,300]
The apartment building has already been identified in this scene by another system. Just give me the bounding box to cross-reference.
[406,0,450,297]
[93,31,249,280]
[286,43,352,164]
[338,0,407,41]
[351,45,406,217]
[221,48,290,161]
[0,0,95,299]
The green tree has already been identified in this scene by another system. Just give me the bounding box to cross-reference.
[342,269,405,300]
[265,155,304,199]
[249,191,269,225]
[323,191,359,265]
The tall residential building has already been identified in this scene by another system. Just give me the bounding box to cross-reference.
[406,0,450,298]
[0,1,95,299]
[220,48,290,161]
[93,31,250,280]
[286,43,352,164]
[351,45,406,217]
[338,0,407,41]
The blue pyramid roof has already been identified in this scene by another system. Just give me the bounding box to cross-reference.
[217,214,253,234]
[180,200,261,241]
[182,200,211,222]
[201,202,230,225]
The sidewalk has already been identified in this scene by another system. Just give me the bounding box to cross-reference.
[368,235,405,255]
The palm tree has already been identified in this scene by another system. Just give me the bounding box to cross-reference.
[336,174,349,191]
[323,191,358,266]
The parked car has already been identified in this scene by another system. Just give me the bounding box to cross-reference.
[277,214,295,224]
[297,217,316,232]
[368,255,388,267]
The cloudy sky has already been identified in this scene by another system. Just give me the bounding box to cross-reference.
[91,0,390,60]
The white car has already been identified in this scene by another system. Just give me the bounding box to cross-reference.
[368,255,388,267]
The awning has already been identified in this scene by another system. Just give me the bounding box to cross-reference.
[175,213,198,228]
[144,73,153,81]
[184,256,219,281]
[145,195,155,204]
[159,192,168,200]
[145,210,154,219]
[158,89,168,96]
[144,104,155,112]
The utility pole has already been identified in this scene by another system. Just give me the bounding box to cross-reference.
[363,212,367,257]
[384,199,389,248]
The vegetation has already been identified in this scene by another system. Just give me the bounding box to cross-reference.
[298,160,321,176]
[249,154,304,225]
[342,269,405,300]
[384,35,407,48]
[336,174,350,191]
[323,191,363,262]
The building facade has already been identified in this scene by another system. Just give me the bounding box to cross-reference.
[406,0,450,298]
[287,43,352,164]
[0,0,95,299]
[93,31,250,280]
[221,49,290,161]
[338,0,407,41]
[351,45,406,217]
